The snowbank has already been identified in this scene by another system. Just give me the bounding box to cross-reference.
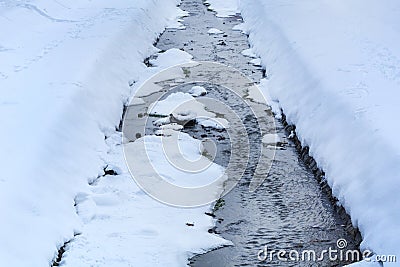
[236,0,400,262]
[63,130,229,267]
[0,0,198,266]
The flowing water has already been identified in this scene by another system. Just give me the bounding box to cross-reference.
[146,0,360,266]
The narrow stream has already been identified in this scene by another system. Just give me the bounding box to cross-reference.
[149,0,360,266]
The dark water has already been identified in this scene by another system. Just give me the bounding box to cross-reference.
[151,0,360,266]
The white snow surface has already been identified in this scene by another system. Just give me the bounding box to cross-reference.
[0,0,227,266]
[149,90,229,131]
[198,118,229,130]
[204,0,240,17]
[63,132,229,267]
[250,58,262,67]
[207,28,224,35]
[149,91,215,119]
[241,48,258,58]
[189,85,208,97]
[234,0,400,263]
[149,92,196,116]
[150,48,194,68]
[4,0,400,265]
[232,23,247,34]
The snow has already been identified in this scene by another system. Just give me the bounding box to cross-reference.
[149,91,215,119]
[241,48,258,58]
[149,90,229,130]
[154,117,172,127]
[63,131,230,267]
[204,0,240,18]
[207,28,224,35]
[236,0,400,263]
[161,123,184,131]
[150,48,194,68]
[0,0,226,266]
[232,23,248,33]
[149,92,195,116]
[155,123,184,136]
[189,85,208,97]
[258,79,281,118]
[166,8,190,30]
[171,111,197,124]
[125,132,226,189]
[4,0,399,265]
[198,118,230,130]
[250,58,262,66]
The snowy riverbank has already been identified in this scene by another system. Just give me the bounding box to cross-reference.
[0,0,228,266]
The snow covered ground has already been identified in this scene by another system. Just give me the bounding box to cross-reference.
[63,129,229,267]
[0,0,229,266]
[3,0,400,266]
[207,0,400,264]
